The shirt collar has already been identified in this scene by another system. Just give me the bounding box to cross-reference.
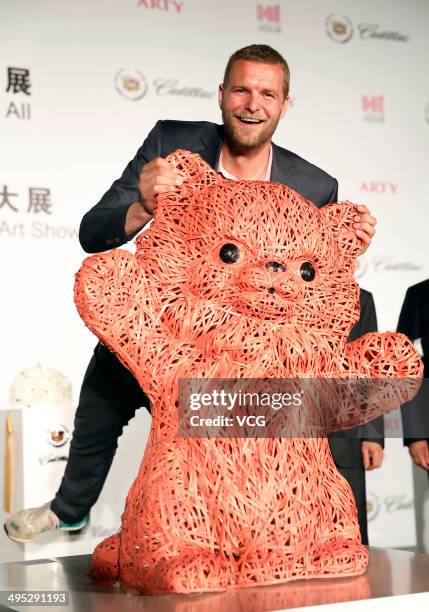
[217,145,273,182]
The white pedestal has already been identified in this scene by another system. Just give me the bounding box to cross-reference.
[0,407,151,563]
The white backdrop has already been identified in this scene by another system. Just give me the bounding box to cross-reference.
[1,0,428,561]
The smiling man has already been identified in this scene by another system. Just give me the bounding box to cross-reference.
[219,53,289,175]
[5,44,379,545]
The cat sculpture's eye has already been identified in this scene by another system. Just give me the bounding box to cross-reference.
[300,261,316,282]
[219,243,240,264]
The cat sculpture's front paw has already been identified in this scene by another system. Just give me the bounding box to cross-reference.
[89,533,120,583]
[145,546,233,594]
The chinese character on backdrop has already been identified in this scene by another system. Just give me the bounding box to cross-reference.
[28,188,51,214]
[0,185,19,212]
[6,67,31,95]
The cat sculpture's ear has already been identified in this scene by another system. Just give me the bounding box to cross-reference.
[165,150,221,187]
[320,202,362,260]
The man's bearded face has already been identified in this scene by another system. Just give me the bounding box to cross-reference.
[219,60,288,152]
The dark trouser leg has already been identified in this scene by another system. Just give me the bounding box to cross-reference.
[51,343,150,524]
[337,466,368,545]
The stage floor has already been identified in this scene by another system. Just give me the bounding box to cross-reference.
[0,547,428,611]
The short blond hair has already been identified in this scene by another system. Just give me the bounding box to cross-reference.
[223,44,290,99]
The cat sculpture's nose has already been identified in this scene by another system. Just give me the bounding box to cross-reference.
[265,261,285,273]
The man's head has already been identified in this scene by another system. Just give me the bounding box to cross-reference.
[219,45,290,152]
[223,45,290,99]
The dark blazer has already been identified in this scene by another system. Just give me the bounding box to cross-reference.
[329,289,384,468]
[79,120,338,254]
[79,119,384,464]
[397,280,429,445]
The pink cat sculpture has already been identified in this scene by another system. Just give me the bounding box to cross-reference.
[75,151,422,594]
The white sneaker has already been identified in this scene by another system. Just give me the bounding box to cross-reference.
[4,502,88,543]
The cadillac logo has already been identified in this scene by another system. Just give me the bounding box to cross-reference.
[326,14,354,43]
[366,491,380,522]
[115,68,148,100]
[46,425,71,447]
